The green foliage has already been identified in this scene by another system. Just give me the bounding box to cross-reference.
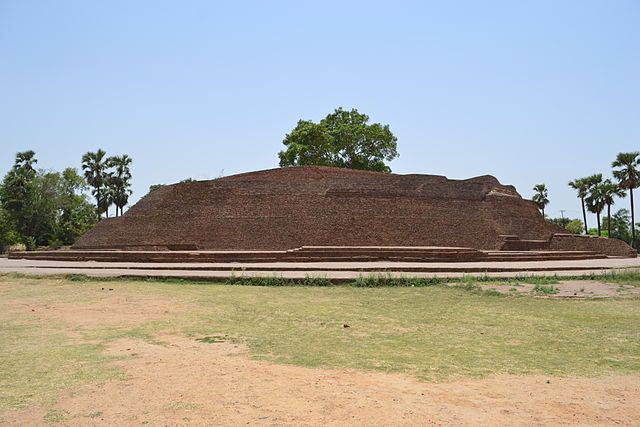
[2,274,640,411]
[224,274,331,287]
[568,177,591,233]
[353,274,445,287]
[224,275,296,286]
[532,284,559,294]
[531,183,549,217]
[55,168,97,245]
[148,184,165,193]
[43,409,70,423]
[596,268,640,287]
[513,274,559,285]
[278,107,399,172]
[301,275,333,287]
[612,152,640,190]
[0,206,21,252]
[548,217,584,234]
[82,150,133,218]
[565,218,585,234]
[599,209,640,245]
[612,152,640,247]
[106,154,133,217]
[0,151,40,244]
[0,153,97,249]
[81,149,108,218]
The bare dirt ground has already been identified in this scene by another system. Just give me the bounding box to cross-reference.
[1,334,639,426]
[1,282,639,426]
[479,280,640,298]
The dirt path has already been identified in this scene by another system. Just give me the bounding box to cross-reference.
[2,333,638,426]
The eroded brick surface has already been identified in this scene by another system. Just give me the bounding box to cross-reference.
[70,166,633,257]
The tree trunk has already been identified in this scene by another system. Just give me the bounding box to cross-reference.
[581,197,588,234]
[96,188,101,220]
[631,188,636,248]
[607,203,612,238]
[596,211,601,236]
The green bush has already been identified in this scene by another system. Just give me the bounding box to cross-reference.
[301,275,332,287]
[224,275,295,287]
[352,274,444,288]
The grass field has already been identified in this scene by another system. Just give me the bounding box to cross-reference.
[1,273,639,413]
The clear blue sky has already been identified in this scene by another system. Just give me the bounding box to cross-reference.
[1,0,638,225]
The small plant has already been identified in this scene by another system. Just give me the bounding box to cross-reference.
[302,275,332,287]
[352,274,444,287]
[67,274,91,282]
[195,335,226,343]
[224,275,295,286]
[452,282,482,292]
[483,289,504,297]
[514,274,559,285]
[43,409,69,423]
[532,284,559,295]
[82,412,103,419]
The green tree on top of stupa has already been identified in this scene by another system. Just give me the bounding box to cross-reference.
[278,108,399,173]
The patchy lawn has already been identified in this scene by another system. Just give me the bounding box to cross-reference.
[0,273,639,424]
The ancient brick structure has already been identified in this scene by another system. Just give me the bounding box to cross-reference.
[70,166,635,257]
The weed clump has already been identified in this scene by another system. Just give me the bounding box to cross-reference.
[532,284,559,295]
[224,275,295,286]
[352,274,445,288]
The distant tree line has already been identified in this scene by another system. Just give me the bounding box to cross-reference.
[534,152,640,248]
[0,149,133,252]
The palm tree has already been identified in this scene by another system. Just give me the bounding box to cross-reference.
[107,155,133,216]
[532,184,549,218]
[97,185,114,218]
[15,150,38,173]
[612,152,640,248]
[568,178,590,234]
[82,149,108,219]
[599,179,626,238]
[585,174,604,236]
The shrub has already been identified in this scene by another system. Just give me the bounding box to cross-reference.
[352,274,444,288]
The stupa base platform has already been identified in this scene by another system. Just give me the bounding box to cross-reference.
[2,256,640,281]
[9,246,609,264]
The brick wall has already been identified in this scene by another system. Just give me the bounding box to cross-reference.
[550,234,636,257]
[72,166,633,256]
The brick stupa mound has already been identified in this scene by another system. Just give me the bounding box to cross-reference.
[69,166,634,258]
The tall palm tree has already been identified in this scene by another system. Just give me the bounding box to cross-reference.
[107,154,133,216]
[568,177,590,234]
[612,152,640,248]
[585,174,604,236]
[15,150,38,173]
[81,149,108,219]
[97,185,114,218]
[599,179,626,238]
[532,184,549,218]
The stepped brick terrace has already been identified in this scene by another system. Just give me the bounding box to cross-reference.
[10,166,636,265]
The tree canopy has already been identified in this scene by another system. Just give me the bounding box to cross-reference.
[532,184,549,217]
[0,152,97,250]
[278,108,399,173]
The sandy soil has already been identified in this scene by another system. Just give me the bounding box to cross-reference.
[1,333,638,426]
[479,280,640,298]
[2,282,639,426]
